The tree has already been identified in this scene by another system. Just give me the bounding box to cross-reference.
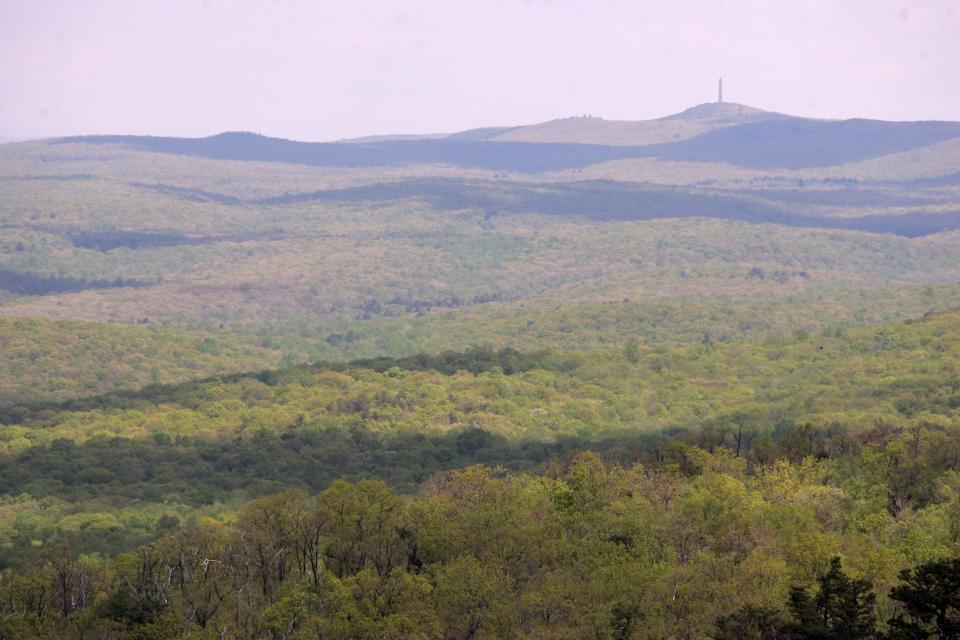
[317,480,408,578]
[102,550,173,630]
[157,523,230,630]
[45,542,95,618]
[785,557,879,639]
[233,491,305,600]
[316,567,436,640]
[887,557,960,639]
[432,556,515,640]
[713,605,787,640]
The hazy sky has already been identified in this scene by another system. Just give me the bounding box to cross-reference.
[2,0,959,140]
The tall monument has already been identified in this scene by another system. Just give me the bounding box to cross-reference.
[718,77,723,103]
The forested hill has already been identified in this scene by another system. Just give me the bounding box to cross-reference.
[0,310,959,638]
[1,309,958,553]
[644,117,960,169]
[254,177,960,237]
[57,112,960,171]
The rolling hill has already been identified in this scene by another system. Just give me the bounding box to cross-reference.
[3,102,960,639]
[3,103,960,348]
[489,101,788,145]
[2,100,959,402]
[56,103,960,172]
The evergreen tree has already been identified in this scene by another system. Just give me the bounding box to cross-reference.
[785,557,879,640]
[887,558,960,640]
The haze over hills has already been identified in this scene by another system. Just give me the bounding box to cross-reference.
[488,101,791,145]
[8,1,960,635]
[301,102,787,145]
[0,98,959,358]
[53,102,960,173]
[5,104,960,640]
[2,97,960,389]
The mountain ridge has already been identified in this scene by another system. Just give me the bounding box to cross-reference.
[53,108,960,172]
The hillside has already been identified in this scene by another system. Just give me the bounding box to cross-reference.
[0,310,959,637]
[0,317,286,405]
[646,117,960,169]
[490,102,788,145]
[3,205,959,331]
[3,121,960,363]
[2,280,959,409]
[51,105,960,173]
[3,308,959,516]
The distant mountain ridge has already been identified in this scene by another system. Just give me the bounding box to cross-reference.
[53,103,960,172]
[333,102,787,146]
[490,102,791,145]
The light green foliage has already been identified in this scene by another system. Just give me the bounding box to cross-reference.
[0,311,957,584]
[0,451,957,638]
[0,317,284,404]
[5,309,957,451]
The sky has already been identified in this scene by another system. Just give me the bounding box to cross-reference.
[1,0,959,141]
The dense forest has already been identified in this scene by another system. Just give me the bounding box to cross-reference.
[2,447,960,638]
[0,311,958,637]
